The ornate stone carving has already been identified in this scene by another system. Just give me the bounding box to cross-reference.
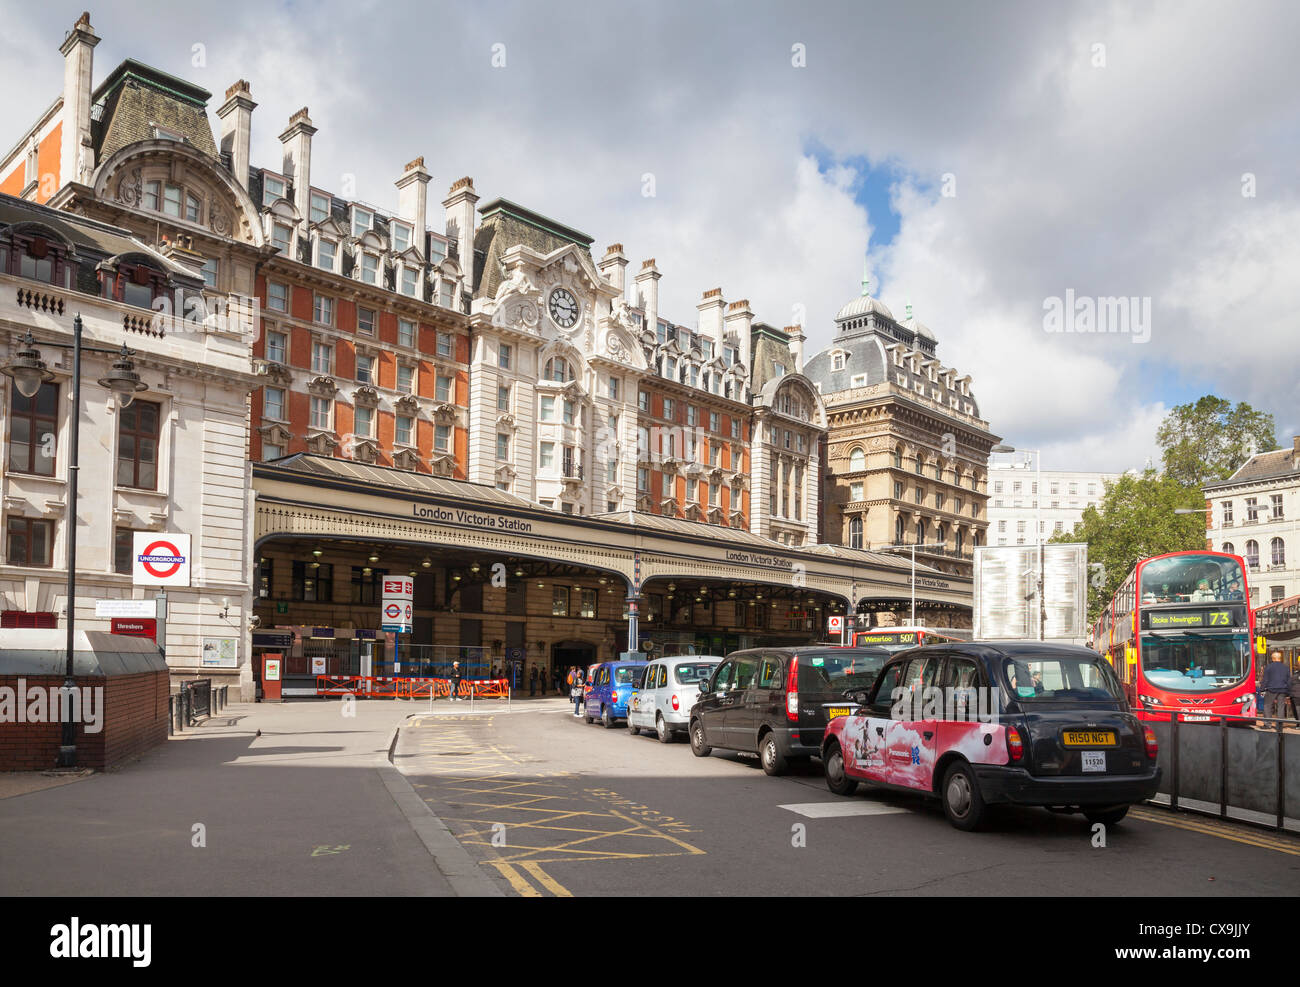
[210,203,231,237]
[393,448,422,471]
[306,431,338,455]
[307,376,337,398]
[117,167,143,207]
[353,385,380,409]
[395,394,420,415]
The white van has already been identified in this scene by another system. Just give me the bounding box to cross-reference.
[627,655,722,743]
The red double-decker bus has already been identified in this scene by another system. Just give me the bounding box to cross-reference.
[1092,550,1260,721]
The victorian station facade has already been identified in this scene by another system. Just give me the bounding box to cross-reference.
[0,14,982,697]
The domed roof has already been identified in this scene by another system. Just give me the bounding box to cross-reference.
[835,263,894,323]
[901,304,936,342]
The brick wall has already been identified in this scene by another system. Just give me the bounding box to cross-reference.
[0,670,170,771]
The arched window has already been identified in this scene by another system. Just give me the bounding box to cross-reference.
[956,529,965,556]
[914,456,924,475]
[849,447,865,472]
[1271,537,1285,567]
[916,519,926,545]
[1245,540,1259,571]
[544,357,572,383]
[974,530,982,547]
[893,447,903,469]
[1222,541,1235,555]
[849,517,863,549]
[936,523,947,547]
[895,515,905,546]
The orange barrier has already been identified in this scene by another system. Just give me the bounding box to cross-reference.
[314,675,510,700]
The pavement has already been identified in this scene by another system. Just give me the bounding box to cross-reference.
[0,698,498,896]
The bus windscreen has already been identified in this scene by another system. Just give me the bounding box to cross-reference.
[1140,554,1246,605]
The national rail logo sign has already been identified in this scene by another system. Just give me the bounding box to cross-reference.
[132,532,192,587]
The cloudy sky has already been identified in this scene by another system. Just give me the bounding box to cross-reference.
[3,0,1296,472]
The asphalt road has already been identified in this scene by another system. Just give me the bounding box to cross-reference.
[395,700,1300,897]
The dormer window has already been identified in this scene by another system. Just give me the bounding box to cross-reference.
[316,238,337,272]
[427,236,448,265]
[263,174,286,207]
[360,253,379,285]
[832,353,845,371]
[9,233,71,288]
[391,221,412,253]
[351,206,373,237]
[309,191,330,225]
[105,261,167,310]
[271,222,292,253]
[544,357,573,383]
[664,356,677,379]
[400,265,419,297]
[773,363,786,378]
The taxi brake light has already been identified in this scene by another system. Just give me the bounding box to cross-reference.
[1143,727,1159,759]
[1007,726,1024,761]
[671,694,680,711]
[786,660,799,721]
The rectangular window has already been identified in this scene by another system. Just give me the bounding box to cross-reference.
[317,239,336,272]
[352,207,373,236]
[731,419,740,440]
[293,560,333,603]
[116,401,161,489]
[311,341,332,375]
[1246,497,1259,522]
[6,517,52,567]
[434,424,450,453]
[497,433,510,461]
[354,405,374,438]
[498,343,512,369]
[580,589,597,619]
[1271,494,1284,519]
[271,223,292,253]
[686,405,698,427]
[894,481,903,499]
[162,184,182,217]
[309,192,330,224]
[435,375,452,402]
[851,482,863,501]
[8,381,58,476]
[662,472,673,496]
[395,415,413,446]
[437,332,454,359]
[391,222,411,253]
[398,318,416,348]
[350,567,384,605]
[263,174,285,206]
[540,442,555,469]
[397,364,415,394]
[638,467,649,491]
[439,281,455,308]
[266,330,287,364]
[552,586,570,617]
[143,181,160,211]
[263,442,284,460]
[267,281,288,312]
[540,395,555,421]
[113,528,139,574]
[360,254,379,285]
[313,294,333,326]
[709,481,720,507]
[357,355,374,384]
[200,257,218,289]
[1222,501,1234,525]
[357,307,376,336]
[606,459,618,484]
[497,385,510,412]
[401,267,419,297]
[263,386,285,421]
[563,400,575,425]
[310,396,332,430]
[663,398,675,420]
[639,390,650,412]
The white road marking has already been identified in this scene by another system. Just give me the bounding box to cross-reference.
[778,801,909,818]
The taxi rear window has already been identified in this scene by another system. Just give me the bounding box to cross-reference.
[674,662,717,684]
[614,666,644,685]
[1001,655,1123,702]
[798,650,888,691]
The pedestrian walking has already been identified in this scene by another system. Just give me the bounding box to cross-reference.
[529,666,537,696]
[1260,650,1291,721]
[449,660,462,702]
[568,666,585,717]
[552,666,562,695]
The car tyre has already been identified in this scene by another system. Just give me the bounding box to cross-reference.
[941,761,987,831]
[627,715,640,736]
[824,741,858,796]
[760,732,788,776]
[583,703,593,724]
[656,714,674,744]
[602,705,615,729]
[690,719,711,757]
[1084,805,1129,827]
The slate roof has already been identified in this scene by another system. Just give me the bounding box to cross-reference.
[1208,446,1300,488]
[749,323,795,392]
[472,198,594,299]
[91,59,218,162]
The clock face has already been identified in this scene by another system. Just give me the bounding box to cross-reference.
[549,288,580,329]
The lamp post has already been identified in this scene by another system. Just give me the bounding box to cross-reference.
[880,542,948,625]
[3,320,148,768]
[992,443,1045,641]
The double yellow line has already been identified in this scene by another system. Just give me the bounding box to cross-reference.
[487,860,574,897]
[1131,807,1300,856]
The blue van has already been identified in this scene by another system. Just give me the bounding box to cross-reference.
[583,660,648,728]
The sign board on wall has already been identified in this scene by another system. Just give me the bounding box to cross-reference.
[132,533,191,587]
[110,618,157,641]
[201,637,239,667]
[95,599,157,618]
[310,656,327,675]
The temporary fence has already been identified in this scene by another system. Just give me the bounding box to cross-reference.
[314,675,512,707]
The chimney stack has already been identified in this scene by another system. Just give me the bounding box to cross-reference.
[634,259,661,336]
[442,177,479,270]
[723,299,754,395]
[698,288,727,351]
[600,244,628,295]
[217,80,257,191]
[279,108,316,229]
[396,156,431,257]
[59,12,100,190]
[785,325,805,374]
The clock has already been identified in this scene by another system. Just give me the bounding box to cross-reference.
[548,288,579,329]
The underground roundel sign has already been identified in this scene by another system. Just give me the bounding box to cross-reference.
[133,532,192,586]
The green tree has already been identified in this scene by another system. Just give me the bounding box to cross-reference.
[1051,470,1205,625]
[1155,395,1277,489]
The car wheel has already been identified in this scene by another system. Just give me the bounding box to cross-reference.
[602,705,615,729]
[941,761,987,831]
[690,720,711,757]
[627,715,640,736]
[656,714,674,744]
[583,703,593,724]
[760,732,788,776]
[824,741,858,796]
[1084,806,1129,827]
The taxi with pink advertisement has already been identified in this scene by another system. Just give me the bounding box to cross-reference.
[821,642,1161,830]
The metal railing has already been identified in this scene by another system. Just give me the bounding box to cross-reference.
[169,683,230,735]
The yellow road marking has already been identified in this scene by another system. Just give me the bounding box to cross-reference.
[520,861,573,897]
[1131,808,1300,855]
[486,861,542,897]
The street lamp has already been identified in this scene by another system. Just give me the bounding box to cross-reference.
[992,442,1044,641]
[880,542,947,625]
[2,319,148,768]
